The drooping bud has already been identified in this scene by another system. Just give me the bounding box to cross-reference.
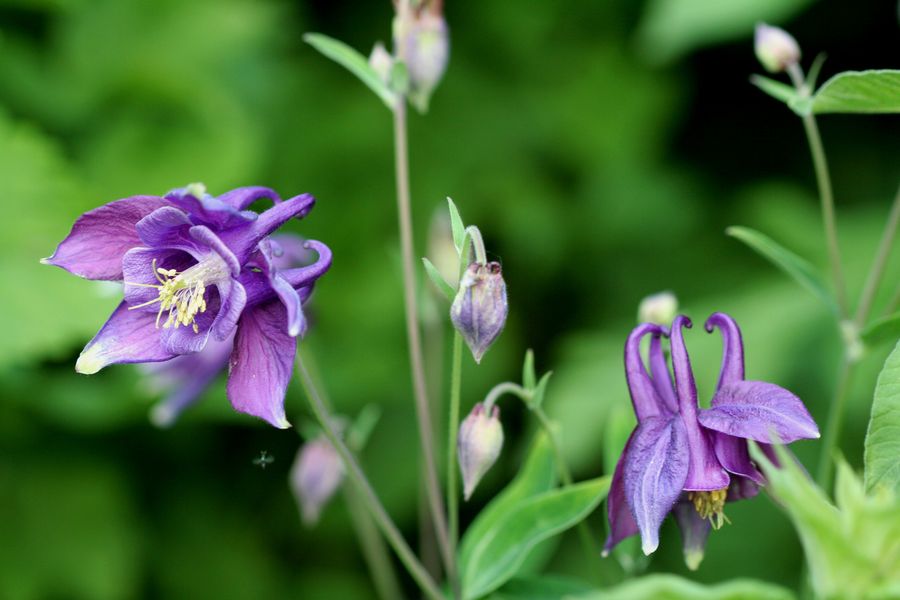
[369,41,394,85]
[458,403,503,500]
[754,24,801,73]
[289,437,345,526]
[637,291,678,327]
[451,261,508,363]
[393,1,449,112]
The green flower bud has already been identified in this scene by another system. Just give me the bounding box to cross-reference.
[754,23,801,73]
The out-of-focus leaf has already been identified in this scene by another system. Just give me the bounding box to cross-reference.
[448,197,466,255]
[486,574,592,599]
[529,372,553,410]
[571,574,795,599]
[864,340,900,494]
[522,349,537,391]
[636,0,812,64]
[727,226,837,316]
[751,75,811,114]
[303,33,396,109]
[460,433,557,569]
[752,444,900,599]
[460,477,610,600]
[422,257,455,300]
[860,312,900,349]
[812,70,900,114]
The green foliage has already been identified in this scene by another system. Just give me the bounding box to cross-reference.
[812,70,900,114]
[753,444,900,599]
[448,197,467,255]
[303,33,397,109]
[860,313,900,349]
[864,340,900,494]
[573,574,796,600]
[422,256,455,299]
[486,574,592,599]
[727,226,838,316]
[460,477,610,599]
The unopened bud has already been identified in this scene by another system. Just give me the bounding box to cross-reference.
[394,2,449,111]
[637,291,678,326]
[369,41,393,84]
[290,438,345,526]
[451,261,508,363]
[458,403,503,500]
[754,24,800,73]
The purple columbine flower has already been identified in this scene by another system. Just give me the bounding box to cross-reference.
[144,234,318,427]
[604,313,819,569]
[43,184,332,428]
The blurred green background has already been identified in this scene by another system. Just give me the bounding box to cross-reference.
[1,0,898,598]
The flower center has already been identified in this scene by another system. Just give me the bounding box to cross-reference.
[125,256,228,333]
[688,488,731,529]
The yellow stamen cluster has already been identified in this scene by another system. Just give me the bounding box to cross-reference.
[126,259,207,333]
[688,488,731,529]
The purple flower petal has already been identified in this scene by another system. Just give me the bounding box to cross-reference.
[159,287,221,355]
[135,206,193,248]
[623,415,690,555]
[209,279,247,341]
[75,301,177,374]
[710,431,765,485]
[727,475,760,502]
[226,300,296,428]
[250,243,305,337]
[165,187,256,229]
[700,380,820,443]
[648,334,678,413]
[218,186,281,210]
[670,316,730,491]
[673,499,711,570]
[221,193,316,263]
[121,247,196,308]
[43,196,167,280]
[603,431,639,556]
[705,312,745,391]
[625,323,671,421]
[269,234,315,270]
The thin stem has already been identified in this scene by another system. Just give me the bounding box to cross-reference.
[393,82,453,577]
[464,225,488,265]
[887,284,900,317]
[856,185,900,326]
[788,63,850,319]
[297,356,444,600]
[343,486,404,600]
[446,331,464,600]
[815,358,857,491]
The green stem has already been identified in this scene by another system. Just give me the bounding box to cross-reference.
[296,356,444,600]
[814,358,856,491]
[886,284,900,317]
[788,64,850,320]
[393,76,453,578]
[343,486,404,600]
[446,331,464,599]
[856,185,900,326]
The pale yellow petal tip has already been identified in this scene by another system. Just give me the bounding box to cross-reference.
[75,347,105,375]
[641,539,658,556]
[685,550,704,571]
[150,405,176,429]
[39,257,52,265]
[600,549,610,558]
[274,416,292,430]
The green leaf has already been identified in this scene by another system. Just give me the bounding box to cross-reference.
[573,574,795,600]
[422,257,455,300]
[460,477,610,600]
[529,372,553,410]
[812,70,900,114]
[751,75,801,106]
[752,444,900,599]
[460,433,557,567]
[865,340,900,494]
[860,312,900,348]
[806,53,828,90]
[522,350,537,391]
[486,574,592,600]
[448,197,466,254]
[303,33,397,109]
[727,226,838,316]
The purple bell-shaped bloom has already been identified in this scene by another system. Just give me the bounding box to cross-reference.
[43,185,332,428]
[604,313,818,568]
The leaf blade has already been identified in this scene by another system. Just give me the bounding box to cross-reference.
[812,70,900,114]
[422,257,455,300]
[303,33,396,109]
[864,340,900,494]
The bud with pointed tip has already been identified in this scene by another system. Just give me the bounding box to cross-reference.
[369,41,394,84]
[451,261,508,363]
[754,24,801,73]
[290,438,345,526]
[393,1,449,111]
[637,291,678,327]
[458,402,503,500]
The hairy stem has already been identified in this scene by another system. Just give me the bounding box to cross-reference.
[393,86,453,578]
[856,185,900,326]
[297,356,444,600]
[446,331,464,599]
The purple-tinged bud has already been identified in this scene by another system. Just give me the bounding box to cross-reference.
[369,41,394,85]
[289,438,345,526]
[637,291,678,327]
[393,1,449,111]
[754,23,801,73]
[451,261,508,363]
[458,403,503,500]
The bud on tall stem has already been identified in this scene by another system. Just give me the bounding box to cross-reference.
[457,402,504,500]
